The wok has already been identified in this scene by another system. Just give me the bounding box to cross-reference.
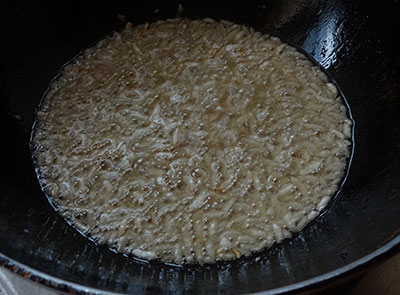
[0,0,399,294]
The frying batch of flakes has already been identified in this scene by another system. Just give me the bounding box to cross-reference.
[32,19,352,264]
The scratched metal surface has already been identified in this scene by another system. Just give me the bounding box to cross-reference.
[0,0,399,294]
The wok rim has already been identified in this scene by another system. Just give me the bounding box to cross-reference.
[0,235,398,295]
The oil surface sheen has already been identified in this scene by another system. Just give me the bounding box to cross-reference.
[32,19,352,264]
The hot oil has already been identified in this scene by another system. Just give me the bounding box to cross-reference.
[30,18,353,265]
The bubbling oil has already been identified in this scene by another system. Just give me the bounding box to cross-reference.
[31,19,352,264]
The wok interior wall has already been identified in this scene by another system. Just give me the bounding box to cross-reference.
[0,0,399,294]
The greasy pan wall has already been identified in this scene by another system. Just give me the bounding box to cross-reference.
[0,0,399,294]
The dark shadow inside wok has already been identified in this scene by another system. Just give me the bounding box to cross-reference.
[0,0,399,294]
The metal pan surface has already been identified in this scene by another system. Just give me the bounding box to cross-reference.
[0,0,399,294]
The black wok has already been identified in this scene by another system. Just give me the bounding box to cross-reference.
[0,0,399,294]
